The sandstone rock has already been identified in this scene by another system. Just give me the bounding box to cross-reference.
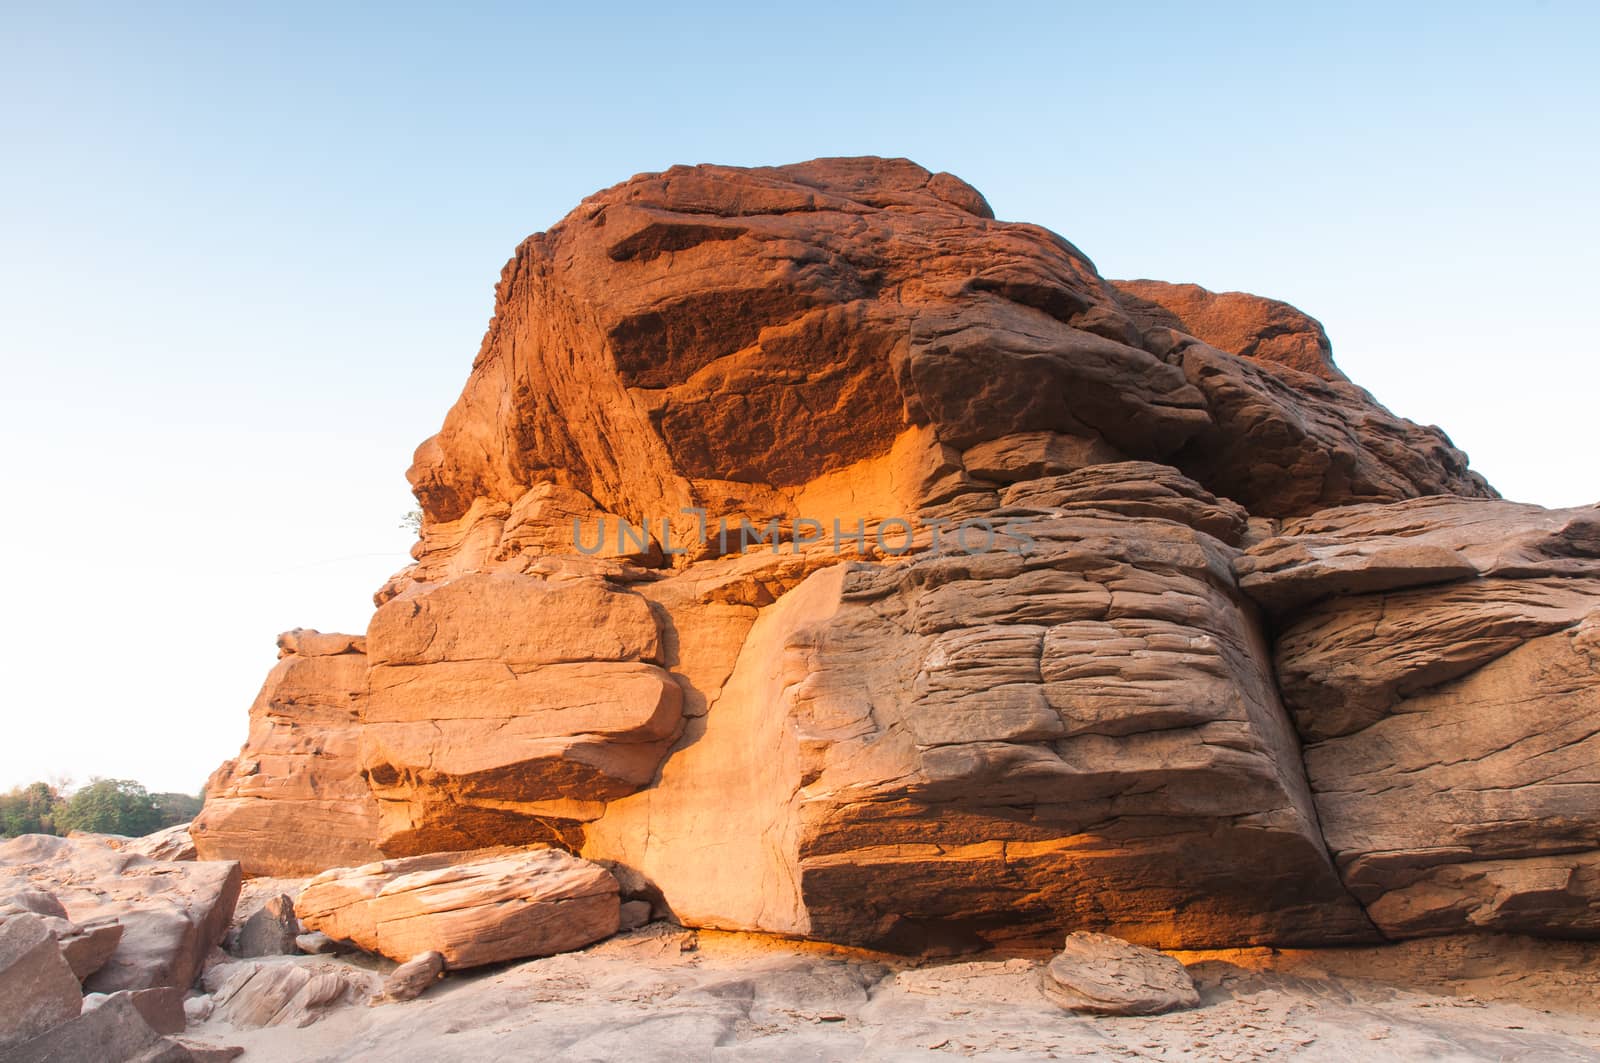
[383,950,445,1002]
[56,917,126,981]
[619,900,653,931]
[194,158,1576,957]
[0,885,125,981]
[1155,332,1493,517]
[0,834,241,993]
[1000,460,1249,544]
[360,573,682,855]
[84,986,188,1034]
[295,847,621,967]
[1112,278,1344,381]
[960,431,1128,484]
[3,993,167,1063]
[293,931,345,955]
[124,823,198,863]
[233,894,299,957]
[398,156,1484,568]
[208,959,378,1028]
[1274,576,1600,740]
[1235,497,1600,615]
[0,912,84,1051]
[1306,616,1600,938]
[192,631,384,877]
[1223,495,1600,938]
[586,513,1375,951]
[1039,931,1199,1015]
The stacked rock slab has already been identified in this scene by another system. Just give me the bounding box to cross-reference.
[360,573,683,855]
[1238,498,1600,937]
[193,629,383,876]
[197,157,1599,952]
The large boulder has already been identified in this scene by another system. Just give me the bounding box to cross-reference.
[0,885,126,981]
[294,847,621,967]
[1239,497,1600,937]
[0,834,241,992]
[0,912,84,1051]
[192,629,384,876]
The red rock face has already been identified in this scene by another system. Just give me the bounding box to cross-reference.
[192,630,382,877]
[199,157,1600,954]
[1111,279,1345,382]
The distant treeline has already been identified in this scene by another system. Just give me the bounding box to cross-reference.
[0,779,202,839]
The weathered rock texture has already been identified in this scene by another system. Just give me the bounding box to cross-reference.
[294,847,620,967]
[193,629,382,876]
[0,834,241,992]
[1237,498,1600,938]
[198,157,1596,955]
[1040,930,1200,1015]
[0,912,84,1051]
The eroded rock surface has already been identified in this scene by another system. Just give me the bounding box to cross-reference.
[1241,497,1600,937]
[193,630,383,876]
[1040,931,1200,1015]
[295,847,620,968]
[0,834,240,993]
[194,156,1595,955]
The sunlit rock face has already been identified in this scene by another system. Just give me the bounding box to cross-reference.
[192,629,382,877]
[199,157,1600,953]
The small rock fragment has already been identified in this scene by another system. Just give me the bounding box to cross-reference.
[619,900,653,931]
[235,894,300,957]
[384,950,446,1002]
[1039,931,1199,1016]
[295,930,346,955]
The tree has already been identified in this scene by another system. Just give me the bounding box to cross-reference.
[150,791,203,828]
[53,778,163,837]
[0,781,63,837]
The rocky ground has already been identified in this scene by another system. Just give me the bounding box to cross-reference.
[180,926,1600,1062]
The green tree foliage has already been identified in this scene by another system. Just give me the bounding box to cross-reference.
[151,791,203,828]
[1,779,204,838]
[0,781,63,836]
[53,778,164,837]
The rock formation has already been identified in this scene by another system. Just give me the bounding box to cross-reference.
[0,835,241,993]
[295,847,620,967]
[192,629,382,877]
[196,156,1598,955]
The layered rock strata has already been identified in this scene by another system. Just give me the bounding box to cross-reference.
[197,157,1596,954]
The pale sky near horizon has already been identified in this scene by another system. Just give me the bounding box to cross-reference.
[1,3,1596,794]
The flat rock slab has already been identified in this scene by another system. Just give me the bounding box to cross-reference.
[0,833,241,993]
[1040,931,1200,1015]
[295,847,620,968]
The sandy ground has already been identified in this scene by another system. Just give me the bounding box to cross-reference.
[186,926,1600,1061]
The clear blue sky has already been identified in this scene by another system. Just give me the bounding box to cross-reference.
[1,2,1596,793]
